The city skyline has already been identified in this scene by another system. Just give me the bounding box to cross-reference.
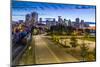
[12,1,96,26]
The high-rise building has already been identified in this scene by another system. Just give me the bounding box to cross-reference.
[58,16,63,23]
[68,19,71,26]
[25,14,30,22]
[45,18,56,29]
[39,18,42,23]
[64,19,68,26]
[53,18,56,22]
[80,20,84,29]
[52,18,56,25]
[75,18,80,28]
[31,12,38,23]
[46,19,51,29]
[76,18,80,23]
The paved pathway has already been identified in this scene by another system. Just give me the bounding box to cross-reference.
[34,35,79,64]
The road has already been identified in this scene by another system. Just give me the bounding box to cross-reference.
[14,34,95,65]
[18,34,80,65]
[33,35,79,64]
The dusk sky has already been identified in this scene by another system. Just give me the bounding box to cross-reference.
[12,1,96,24]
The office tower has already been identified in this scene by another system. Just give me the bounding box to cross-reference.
[31,12,38,23]
[58,16,63,23]
[64,19,68,26]
[25,14,30,22]
[39,18,42,23]
[76,18,80,23]
[52,18,56,24]
[46,19,50,29]
[80,20,84,29]
[75,18,80,28]
[53,18,56,22]
[45,18,55,29]
[68,19,71,26]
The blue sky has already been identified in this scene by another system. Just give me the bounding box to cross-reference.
[12,1,96,23]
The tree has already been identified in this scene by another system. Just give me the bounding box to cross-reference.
[80,42,89,61]
[70,36,78,48]
[66,26,74,35]
[85,29,90,35]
